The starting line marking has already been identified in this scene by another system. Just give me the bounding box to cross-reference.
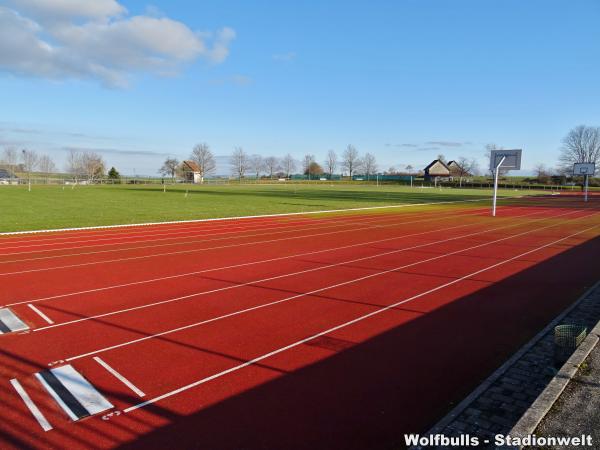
[36,365,113,421]
[10,379,53,432]
[124,222,598,414]
[0,308,29,334]
[27,304,54,325]
[93,357,145,397]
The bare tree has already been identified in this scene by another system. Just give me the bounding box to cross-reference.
[559,125,600,172]
[1,147,18,180]
[324,150,337,178]
[341,145,360,177]
[362,153,377,180]
[264,156,279,179]
[302,154,315,179]
[437,154,447,163]
[190,143,216,183]
[38,154,56,182]
[534,163,550,184]
[230,147,250,181]
[281,154,296,178]
[65,149,84,183]
[405,164,414,174]
[453,156,476,187]
[159,157,180,181]
[21,149,39,191]
[249,154,264,179]
[81,151,105,182]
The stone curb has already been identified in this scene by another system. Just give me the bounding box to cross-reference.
[508,320,600,446]
[410,280,600,449]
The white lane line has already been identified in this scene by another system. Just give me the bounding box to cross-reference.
[63,209,596,362]
[14,206,527,309]
[33,209,560,333]
[93,357,145,397]
[124,223,599,414]
[0,204,497,277]
[1,213,389,255]
[0,196,505,237]
[0,215,350,249]
[27,304,54,324]
[0,214,402,260]
[10,379,53,432]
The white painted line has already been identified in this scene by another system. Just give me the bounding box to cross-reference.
[10,379,53,432]
[0,212,395,256]
[64,209,596,362]
[0,308,29,333]
[93,357,145,397]
[35,372,79,422]
[51,365,113,416]
[124,223,599,413]
[33,208,559,333]
[5,206,495,303]
[0,196,500,236]
[0,200,553,279]
[27,304,54,324]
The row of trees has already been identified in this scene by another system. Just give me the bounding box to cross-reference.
[160,144,384,182]
[0,147,122,182]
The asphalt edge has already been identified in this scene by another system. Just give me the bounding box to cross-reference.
[412,279,600,448]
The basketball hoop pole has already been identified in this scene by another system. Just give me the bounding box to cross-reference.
[584,174,589,202]
[492,156,506,217]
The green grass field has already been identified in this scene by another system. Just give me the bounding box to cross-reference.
[0,183,533,232]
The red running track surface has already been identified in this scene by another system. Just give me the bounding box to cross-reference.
[0,195,599,449]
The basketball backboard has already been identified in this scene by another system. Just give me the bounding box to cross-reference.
[489,149,522,171]
[573,163,596,176]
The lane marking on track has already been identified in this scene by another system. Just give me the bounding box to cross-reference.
[93,357,145,398]
[62,209,597,362]
[27,304,54,324]
[32,208,562,332]
[0,213,407,261]
[9,206,534,308]
[123,223,599,413]
[0,196,514,237]
[10,378,53,432]
[0,214,360,249]
[36,365,113,421]
[0,308,29,334]
[0,204,498,276]
[0,212,398,255]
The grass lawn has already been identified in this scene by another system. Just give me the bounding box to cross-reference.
[0,183,534,232]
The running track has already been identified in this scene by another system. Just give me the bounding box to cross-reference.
[1,194,599,449]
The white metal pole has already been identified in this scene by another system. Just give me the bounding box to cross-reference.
[492,156,506,217]
[584,174,589,202]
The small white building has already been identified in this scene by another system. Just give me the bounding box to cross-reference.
[181,160,202,183]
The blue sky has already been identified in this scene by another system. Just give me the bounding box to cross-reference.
[1,0,599,175]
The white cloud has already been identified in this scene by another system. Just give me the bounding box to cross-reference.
[273,52,296,62]
[0,1,235,87]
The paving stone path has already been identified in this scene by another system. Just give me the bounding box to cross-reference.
[416,284,600,449]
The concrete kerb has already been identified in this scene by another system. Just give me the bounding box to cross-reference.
[508,316,600,446]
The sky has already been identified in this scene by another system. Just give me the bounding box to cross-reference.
[1,0,599,176]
